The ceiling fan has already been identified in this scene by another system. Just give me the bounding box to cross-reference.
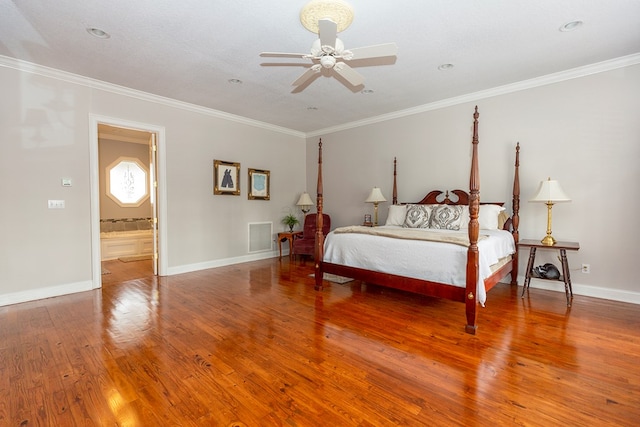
[260,18,397,92]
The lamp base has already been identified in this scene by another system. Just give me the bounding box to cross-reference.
[541,234,556,246]
[373,203,379,227]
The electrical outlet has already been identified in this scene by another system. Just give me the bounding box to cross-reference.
[581,264,590,274]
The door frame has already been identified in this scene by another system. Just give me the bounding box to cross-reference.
[89,115,168,288]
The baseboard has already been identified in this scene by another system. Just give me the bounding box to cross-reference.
[0,280,94,307]
[517,275,640,305]
[167,250,280,276]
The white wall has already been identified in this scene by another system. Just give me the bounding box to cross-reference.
[306,64,640,302]
[2,58,638,306]
[0,63,306,305]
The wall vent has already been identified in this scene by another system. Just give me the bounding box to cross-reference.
[248,222,273,253]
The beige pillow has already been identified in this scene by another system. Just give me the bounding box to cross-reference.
[498,211,509,230]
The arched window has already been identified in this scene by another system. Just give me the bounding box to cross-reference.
[105,157,149,207]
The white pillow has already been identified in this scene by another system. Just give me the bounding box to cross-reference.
[385,204,407,226]
[479,204,506,230]
[459,204,506,230]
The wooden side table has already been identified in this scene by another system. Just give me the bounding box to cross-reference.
[519,239,580,306]
[277,231,302,258]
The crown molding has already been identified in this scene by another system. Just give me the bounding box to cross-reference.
[0,55,305,138]
[3,53,639,140]
[306,52,640,137]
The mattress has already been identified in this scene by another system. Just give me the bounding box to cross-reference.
[323,225,516,305]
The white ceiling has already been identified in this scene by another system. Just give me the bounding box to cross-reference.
[2,1,639,134]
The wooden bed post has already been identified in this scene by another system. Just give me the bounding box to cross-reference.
[465,106,480,335]
[314,139,324,291]
[510,143,521,285]
[392,157,398,205]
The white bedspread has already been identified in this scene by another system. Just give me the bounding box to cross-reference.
[323,225,516,305]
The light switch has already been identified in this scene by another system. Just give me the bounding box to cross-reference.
[48,200,65,209]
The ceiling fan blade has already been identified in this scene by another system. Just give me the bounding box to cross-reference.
[260,62,313,68]
[333,62,364,87]
[318,18,337,51]
[292,65,321,87]
[260,52,308,59]
[345,43,398,60]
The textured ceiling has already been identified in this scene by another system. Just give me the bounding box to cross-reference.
[1,0,639,134]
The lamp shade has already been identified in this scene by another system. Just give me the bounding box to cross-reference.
[296,192,314,207]
[365,187,387,203]
[530,178,570,203]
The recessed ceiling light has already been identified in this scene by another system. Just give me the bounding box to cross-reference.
[228,78,242,84]
[86,27,110,39]
[560,20,583,32]
[438,63,454,71]
[361,89,374,94]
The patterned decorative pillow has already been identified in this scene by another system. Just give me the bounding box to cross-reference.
[403,204,432,228]
[429,205,464,230]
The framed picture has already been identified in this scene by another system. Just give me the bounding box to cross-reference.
[248,168,270,200]
[214,160,240,195]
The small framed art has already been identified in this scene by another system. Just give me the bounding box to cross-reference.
[248,168,270,200]
[214,160,240,195]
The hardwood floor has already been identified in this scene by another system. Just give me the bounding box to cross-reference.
[1,258,638,426]
[101,258,154,285]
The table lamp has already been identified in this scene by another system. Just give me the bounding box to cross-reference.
[365,187,387,226]
[296,192,314,215]
[530,177,570,246]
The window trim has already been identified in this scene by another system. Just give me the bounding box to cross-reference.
[105,156,150,207]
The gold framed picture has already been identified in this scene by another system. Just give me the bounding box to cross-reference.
[214,160,240,195]
[248,168,270,200]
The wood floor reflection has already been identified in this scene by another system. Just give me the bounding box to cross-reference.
[101,258,154,285]
[1,258,638,426]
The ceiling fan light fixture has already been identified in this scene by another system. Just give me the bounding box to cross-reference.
[300,0,354,34]
[320,55,337,68]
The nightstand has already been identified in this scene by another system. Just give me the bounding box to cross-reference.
[519,239,580,306]
[277,231,303,258]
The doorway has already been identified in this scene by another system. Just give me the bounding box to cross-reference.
[89,116,167,288]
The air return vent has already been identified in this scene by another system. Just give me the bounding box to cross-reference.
[248,222,273,253]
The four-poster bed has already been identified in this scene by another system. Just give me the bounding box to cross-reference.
[313,107,521,334]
